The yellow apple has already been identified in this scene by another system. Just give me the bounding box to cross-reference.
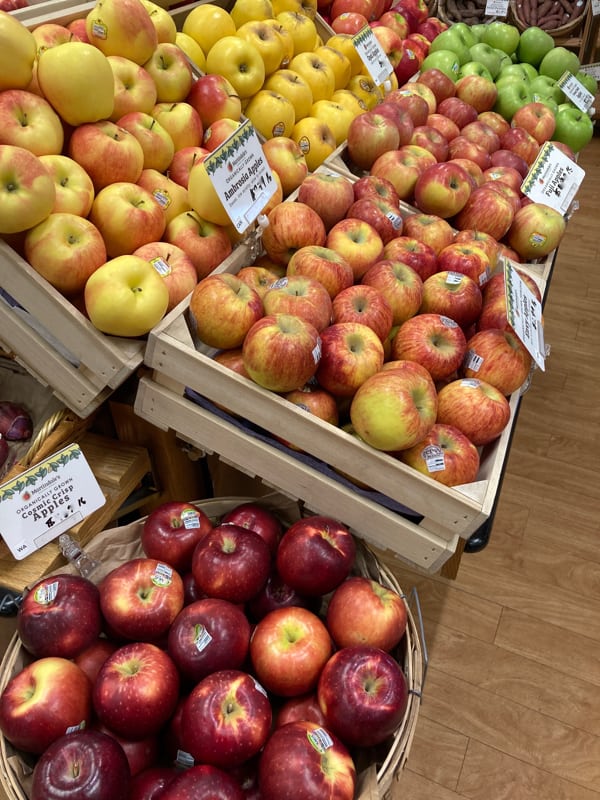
[0,144,55,234]
[151,101,204,150]
[262,19,294,69]
[86,0,158,65]
[271,0,317,18]
[346,73,382,110]
[0,10,37,92]
[276,11,318,55]
[84,254,170,337]
[263,68,313,120]
[289,52,335,102]
[181,3,236,56]
[236,20,286,76]
[37,42,115,126]
[143,41,193,103]
[140,0,177,43]
[331,88,368,117]
[230,0,274,27]
[107,55,158,120]
[0,89,64,156]
[310,98,354,145]
[187,160,232,227]
[326,33,363,77]
[137,168,191,225]
[32,23,77,53]
[315,44,352,91]
[291,115,336,171]
[38,154,95,217]
[245,90,296,139]
[174,32,206,71]
[205,36,265,99]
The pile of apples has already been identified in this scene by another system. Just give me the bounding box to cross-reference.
[0,500,412,800]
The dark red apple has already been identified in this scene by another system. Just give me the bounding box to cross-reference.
[74,637,120,684]
[275,692,328,727]
[141,500,213,573]
[129,766,178,800]
[220,501,283,556]
[246,569,320,623]
[437,96,479,129]
[373,102,414,145]
[17,573,102,659]
[159,764,245,799]
[95,723,159,777]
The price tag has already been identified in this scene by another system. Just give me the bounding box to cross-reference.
[580,61,600,81]
[352,25,393,87]
[0,443,105,561]
[485,0,509,16]
[504,262,546,370]
[205,119,278,234]
[556,71,595,112]
[521,141,585,214]
[592,0,600,15]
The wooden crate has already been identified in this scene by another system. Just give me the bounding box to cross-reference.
[133,240,543,574]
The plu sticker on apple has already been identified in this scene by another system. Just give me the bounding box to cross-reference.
[352,26,393,88]
[521,142,585,215]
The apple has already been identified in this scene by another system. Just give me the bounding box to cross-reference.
[352,173,400,206]
[482,165,524,194]
[236,19,286,76]
[296,171,355,232]
[493,81,533,122]
[141,0,176,43]
[30,730,131,800]
[93,642,180,739]
[382,235,438,281]
[38,154,95,217]
[151,101,203,151]
[263,69,314,122]
[140,500,212,572]
[398,422,480,486]
[384,88,430,125]
[129,766,177,800]
[506,202,566,261]
[89,181,165,257]
[420,270,483,329]
[480,20,519,56]
[452,229,499,273]
[74,638,119,685]
[463,328,533,395]
[402,212,455,256]
[516,26,554,67]
[181,2,236,56]
[191,524,272,604]
[69,120,144,191]
[286,245,354,299]
[244,90,295,140]
[37,41,115,126]
[107,55,157,120]
[0,9,37,91]
[375,101,415,145]
[325,217,384,280]
[391,312,467,381]
[167,146,208,190]
[250,606,333,696]
[345,196,403,245]
[448,156,484,188]
[278,385,340,447]
[396,80,436,114]
[457,61,494,82]
[482,179,521,217]
[331,284,393,342]
[330,10,369,33]
[489,147,529,177]
[84,254,169,336]
[413,161,472,219]
[437,95,478,129]
[436,242,491,288]
[262,201,327,266]
[361,259,423,326]
[417,16,447,43]
[202,117,241,151]
[116,110,175,173]
[460,120,501,154]
[24,213,107,297]
[436,376,512,445]
[447,135,492,171]
[417,67,456,103]
[262,135,308,198]
[188,273,263,350]
[155,764,244,799]
[0,144,55,235]
[419,48,460,82]
[455,185,515,241]
[553,105,594,153]
[163,210,232,279]
[275,692,328,727]
[221,501,283,555]
[0,657,92,754]
[263,274,333,332]
[0,88,64,156]
[409,124,449,162]
[236,265,279,299]
[85,0,157,64]
[315,44,352,91]
[511,101,556,145]
[205,35,265,100]
[345,109,400,171]
[428,26,472,65]
[133,240,196,311]
[167,598,251,683]
[500,126,540,166]
[349,360,437,451]
[247,567,320,621]
[426,112,460,143]
[291,115,337,171]
[186,73,242,132]
[94,724,158,777]
[315,321,385,397]
[539,45,580,82]
[479,110,511,138]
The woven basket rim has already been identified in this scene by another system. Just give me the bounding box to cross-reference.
[0,495,424,800]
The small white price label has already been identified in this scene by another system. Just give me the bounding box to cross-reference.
[580,61,600,81]
[521,141,585,215]
[0,443,105,560]
[205,119,278,233]
[504,262,546,370]
[352,25,394,87]
[485,0,509,16]
[592,0,600,15]
[556,71,595,112]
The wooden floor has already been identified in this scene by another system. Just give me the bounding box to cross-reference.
[388,135,600,799]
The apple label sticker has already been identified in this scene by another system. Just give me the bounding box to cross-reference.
[446,272,463,285]
[307,728,334,753]
[193,624,213,652]
[181,509,201,529]
[34,580,59,605]
[421,444,445,474]
[464,350,483,372]
[150,256,171,277]
[151,562,173,587]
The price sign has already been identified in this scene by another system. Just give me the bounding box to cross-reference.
[503,262,546,370]
[521,141,585,214]
[0,444,105,560]
[556,71,595,112]
[592,0,600,15]
[205,119,278,234]
[485,0,509,16]
[580,61,600,81]
[352,25,394,87]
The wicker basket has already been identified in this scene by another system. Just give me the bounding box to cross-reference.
[0,495,424,800]
[437,0,495,26]
[509,0,587,36]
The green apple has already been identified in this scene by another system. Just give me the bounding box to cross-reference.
[497,63,531,84]
[530,74,565,105]
[497,50,513,73]
[458,61,493,82]
[539,47,580,82]
[516,26,554,67]
[428,28,471,66]
[520,63,538,82]
[552,105,594,152]
[468,43,503,79]
[470,24,487,43]
[482,21,520,56]
[532,94,559,115]
[420,49,461,81]
[493,82,533,121]
[450,22,477,49]
[575,70,598,96]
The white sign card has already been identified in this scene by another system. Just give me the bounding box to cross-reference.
[352,26,394,87]
[485,0,509,16]
[580,61,600,81]
[521,141,585,215]
[205,119,278,233]
[503,262,546,370]
[592,0,600,15]
[0,443,106,560]
[556,71,595,112]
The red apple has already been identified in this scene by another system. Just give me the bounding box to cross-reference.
[426,112,460,143]
[398,422,480,486]
[346,109,401,171]
[157,764,244,799]
[261,201,327,266]
[436,241,492,287]
[437,96,478,129]
[317,645,408,747]
[189,272,263,350]
[455,185,515,241]
[352,173,400,206]
[163,210,232,281]
[17,573,102,659]
[463,328,533,395]
[393,41,422,85]
[420,270,483,329]
[378,9,409,38]
[391,312,468,381]
[499,126,540,166]
[296,171,355,231]
[478,110,510,138]
[511,101,556,145]
[345,196,404,245]
[133,241,198,312]
[481,179,521,216]
[331,11,370,34]
[447,156,484,188]
[409,124,449,162]
[129,766,178,800]
[186,73,242,128]
[74,638,120,684]
[141,500,213,573]
[455,74,498,113]
[249,606,334,696]
[220,501,283,556]
[370,145,436,201]
[94,724,158,777]
[286,245,354,299]
[246,569,319,622]
[436,377,512,445]
[413,160,472,218]
[374,101,415,145]
[402,212,455,256]
[489,148,529,177]
[460,120,501,154]
[385,88,430,125]
[315,320,385,397]
[482,164,524,194]
[332,283,393,341]
[382,235,438,281]
[263,274,333,332]
[361,259,424,326]
[275,692,328,727]
[417,67,455,103]
[167,145,208,189]
[447,135,492,171]
[326,217,385,280]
